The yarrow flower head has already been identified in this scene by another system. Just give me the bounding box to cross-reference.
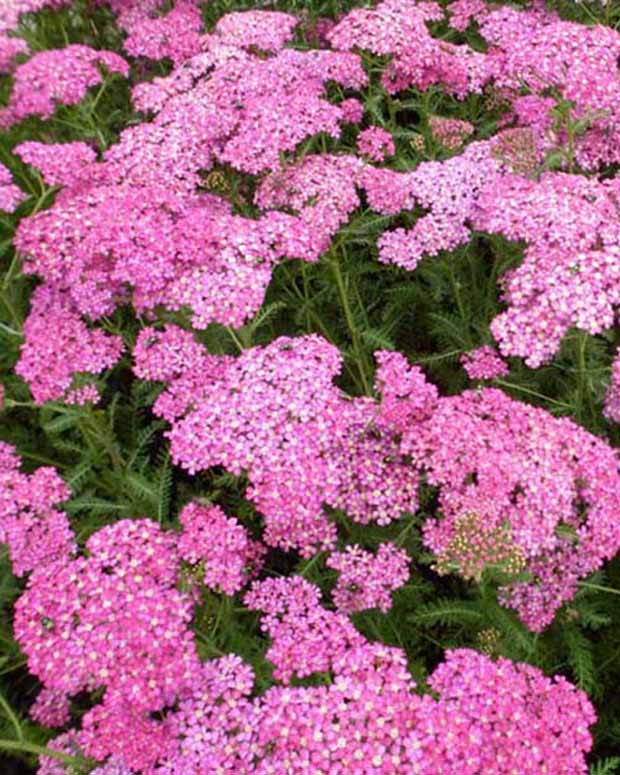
[178,502,265,595]
[402,387,620,630]
[0,44,129,127]
[0,442,74,576]
[15,286,124,404]
[356,126,395,162]
[408,648,595,773]
[460,345,509,380]
[0,162,26,212]
[327,542,410,613]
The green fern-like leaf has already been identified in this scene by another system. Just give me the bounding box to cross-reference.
[156,455,173,524]
[590,758,620,775]
[409,599,484,627]
[564,626,596,694]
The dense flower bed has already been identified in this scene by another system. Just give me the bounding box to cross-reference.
[2,0,620,772]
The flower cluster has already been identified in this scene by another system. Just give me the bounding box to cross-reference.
[177,502,265,595]
[402,387,620,629]
[0,441,73,576]
[151,335,421,556]
[120,1,204,66]
[0,45,129,127]
[15,286,124,404]
[357,126,395,162]
[460,345,509,380]
[474,172,620,366]
[327,542,410,613]
[409,648,595,773]
[0,161,26,212]
[328,0,486,98]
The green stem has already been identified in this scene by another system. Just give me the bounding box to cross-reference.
[578,581,620,597]
[493,379,572,410]
[416,349,463,364]
[226,326,244,353]
[576,330,590,420]
[0,738,89,767]
[330,256,371,395]
[0,322,22,337]
[0,692,23,741]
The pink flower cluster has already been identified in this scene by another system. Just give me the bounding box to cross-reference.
[0,442,73,576]
[0,44,129,128]
[364,140,502,271]
[409,648,595,773]
[120,1,204,66]
[0,161,26,212]
[15,286,123,404]
[328,0,486,98]
[327,542,410,613]
[460,345,509,380]
[147,333,421,556]
[13,518,199,771]
[0,33,28,74]
[177,502,265,595]
[475,172,620,366]
[357,126,395,162]
[15,141,97,187]
[402,387,620,630]
[0,0,68,33]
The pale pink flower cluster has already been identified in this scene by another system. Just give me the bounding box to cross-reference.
[357,126,396,162]
[245,576,367,683]
[0,33,28,73]
[213,10,298,52]
[0,44,129,128]
[428,115,474,150]
[120,1,204,66]
[365,141,502,271]
[447,0,489,31]
[460,345,509,380]
[328,0,486,98]
[0,0,68,34]
[15,141,97,187]
[481,8,620,170]
[327,542,410,613]
[475,172,620,366]
[177,502,265,595]
[29,688,71,728]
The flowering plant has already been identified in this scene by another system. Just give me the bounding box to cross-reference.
[1,0,620,772]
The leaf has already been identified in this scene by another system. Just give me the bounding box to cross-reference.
[590,758,620,775]
[409,599,484,627]
[564,626,595,693]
